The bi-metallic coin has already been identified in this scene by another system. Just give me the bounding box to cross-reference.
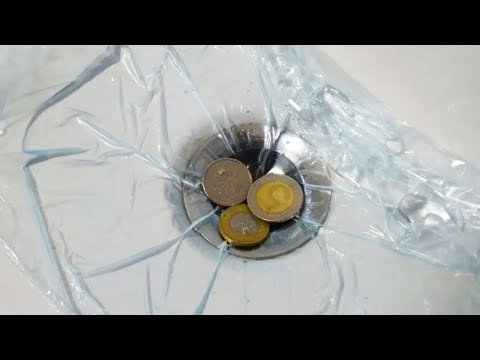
[247,173,304,223]
[218,204,270,247]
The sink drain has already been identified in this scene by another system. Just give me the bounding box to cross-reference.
[182,123,332,260]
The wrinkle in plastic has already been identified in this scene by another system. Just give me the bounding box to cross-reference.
[0,45,479,314]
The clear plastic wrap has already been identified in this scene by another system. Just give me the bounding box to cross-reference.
[0,45,479,314]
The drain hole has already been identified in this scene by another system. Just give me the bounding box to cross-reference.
[235,149,302,182]
[183,123,331,260]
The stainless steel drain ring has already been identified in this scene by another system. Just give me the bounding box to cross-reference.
[183,123,332,260]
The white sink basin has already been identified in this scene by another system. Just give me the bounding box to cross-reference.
[1,45,479,315]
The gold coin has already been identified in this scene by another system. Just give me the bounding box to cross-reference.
[247,174,304,223]
[218,204,270,247]
[202,158,252,207]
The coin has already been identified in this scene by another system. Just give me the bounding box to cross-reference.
[202,158,252,207]
[218,204,270,247]
[247,173,304,223]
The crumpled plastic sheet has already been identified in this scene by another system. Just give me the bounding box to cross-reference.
[0,45,479,314]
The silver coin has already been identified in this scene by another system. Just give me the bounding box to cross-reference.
[202,158,252,207]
